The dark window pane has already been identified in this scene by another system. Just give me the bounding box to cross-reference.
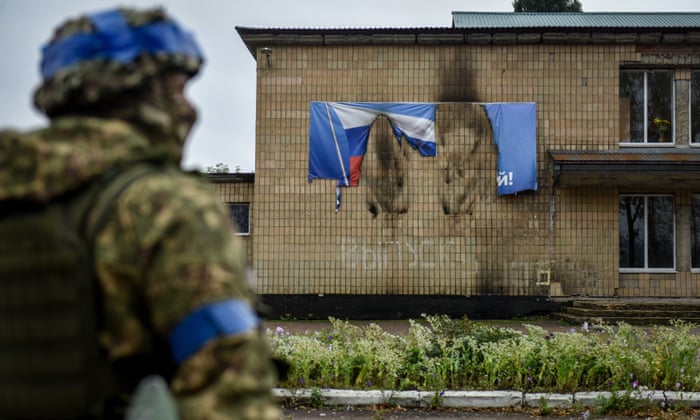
[620,71,644,142]
[692,196,700,267]
[647,196,674,268]
[647,70,673,143]
[692,72,700,143]
[228,203,250,234]
[619,196,645,268]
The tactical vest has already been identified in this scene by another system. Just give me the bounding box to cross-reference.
[0,164,158,419]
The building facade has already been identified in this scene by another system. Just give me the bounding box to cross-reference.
[207,172,255,263]
[231,12,700,316]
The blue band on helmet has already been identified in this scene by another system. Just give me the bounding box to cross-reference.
[40,9,204,80]
[168,299,260,364]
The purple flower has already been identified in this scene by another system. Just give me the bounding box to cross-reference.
[275,326,285,336]
[300,377,305,385]
[676,382,681,390]
[632,380,638,389]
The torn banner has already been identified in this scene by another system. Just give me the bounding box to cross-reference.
[483,103,537,195]
[308,102,437,188]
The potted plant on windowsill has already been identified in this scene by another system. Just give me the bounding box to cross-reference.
[653,117,671,142]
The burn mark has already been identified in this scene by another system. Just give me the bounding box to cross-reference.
[365,117,409,216]
[368,202,378,218]
[437,48,480,103]
[438,105,491,216]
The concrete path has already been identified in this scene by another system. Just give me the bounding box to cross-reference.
[279,388,700,419]
[282,407,634,419]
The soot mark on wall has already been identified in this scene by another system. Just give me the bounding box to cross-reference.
[358,47,485,218]
[365,117,409,217]
[438,48,480,104]
[439,106,490,216]
[437,49,486,216]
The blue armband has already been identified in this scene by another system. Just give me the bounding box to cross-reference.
[169,299,260,364]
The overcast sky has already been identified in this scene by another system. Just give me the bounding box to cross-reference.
[1,1,699,172]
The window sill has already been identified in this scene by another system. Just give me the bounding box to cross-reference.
[620,142,676,147]
[619,269,677,274]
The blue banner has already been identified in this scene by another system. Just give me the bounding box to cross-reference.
[484,103,537,195]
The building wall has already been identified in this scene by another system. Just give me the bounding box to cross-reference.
[243,41,700,297]
[211,178,254,263]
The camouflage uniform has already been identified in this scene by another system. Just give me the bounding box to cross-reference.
[0,7,280,420]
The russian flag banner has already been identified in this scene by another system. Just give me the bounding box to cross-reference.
[308,102,437,187]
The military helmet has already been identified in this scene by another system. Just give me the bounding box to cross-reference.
[33,7,204,117]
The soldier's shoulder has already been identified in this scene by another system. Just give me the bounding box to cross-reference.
[0,128,19,137]
[134,167,213,192]
[119,167,222,210]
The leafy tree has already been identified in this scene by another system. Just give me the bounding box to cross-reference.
[204,162,230,173]
[513,0,582,12]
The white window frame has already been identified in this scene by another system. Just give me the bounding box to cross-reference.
[619,194,676,273]
[619,69,675,146]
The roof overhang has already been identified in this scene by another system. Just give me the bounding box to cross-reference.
[203,172,255,183]
[549,149,700,188]
[235,26,700,59]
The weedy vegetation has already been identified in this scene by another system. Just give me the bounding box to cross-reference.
[269,315,700,417]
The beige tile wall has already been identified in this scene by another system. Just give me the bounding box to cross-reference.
[240,42,700,297]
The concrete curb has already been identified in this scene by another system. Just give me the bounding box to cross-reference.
[273,388,700,409]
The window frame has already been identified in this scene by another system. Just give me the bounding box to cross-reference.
[691,70,700,145]
[227,202,250,236]
[619,194,676,273]
[690,194,700,271]
[619,69,675,146]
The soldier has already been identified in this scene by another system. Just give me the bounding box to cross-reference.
[0,7,280,420]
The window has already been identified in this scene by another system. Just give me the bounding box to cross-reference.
[619,195,674,270]
[228,203,250,235]
[692,71,700,144]
[691,195,700,268]
[619,70,674,144]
